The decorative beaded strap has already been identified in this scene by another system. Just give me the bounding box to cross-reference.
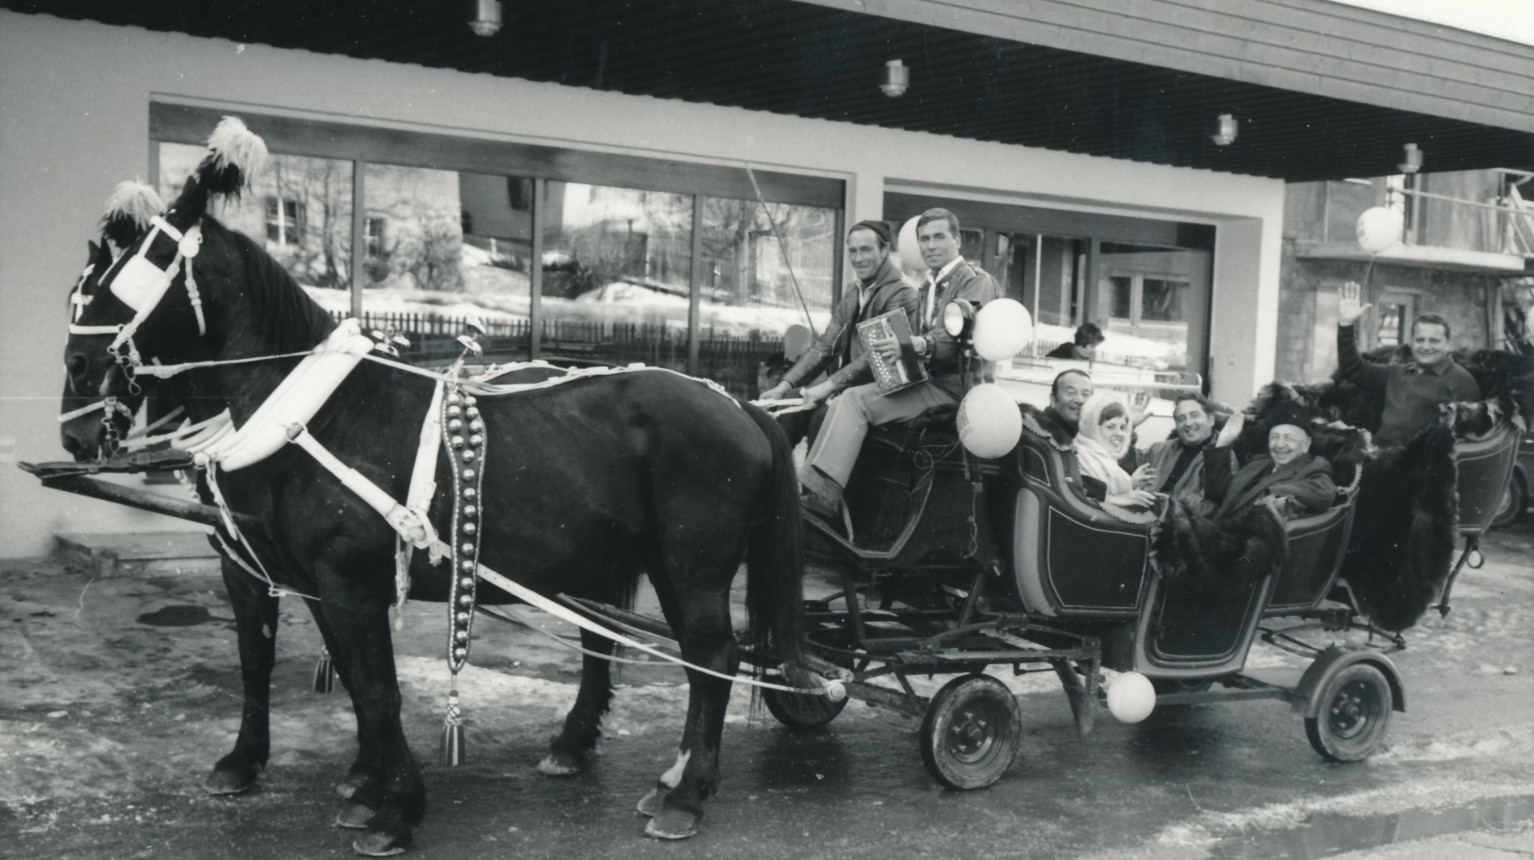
[442,384,487,673]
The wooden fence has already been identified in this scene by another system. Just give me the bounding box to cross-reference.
[333,310,785,398]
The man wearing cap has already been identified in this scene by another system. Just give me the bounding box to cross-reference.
[796,208,999,518]
[1335,281,1481,447]
[760,221,919,424]
[1199,403,1337,521]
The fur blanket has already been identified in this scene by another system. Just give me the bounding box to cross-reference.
[1250,348,1531,631]
[1148,395,1373,600]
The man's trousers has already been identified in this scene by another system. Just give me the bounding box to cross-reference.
[799,380,957,491]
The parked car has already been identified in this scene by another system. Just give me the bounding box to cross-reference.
[1491,427,1533,529]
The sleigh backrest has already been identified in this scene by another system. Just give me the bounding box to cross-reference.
[1007,426,1152,619]
[1455,423,1522,536]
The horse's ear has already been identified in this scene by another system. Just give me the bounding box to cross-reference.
[87,239,100,259]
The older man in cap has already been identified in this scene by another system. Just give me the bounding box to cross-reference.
[761,220,920,443]
[795,208,999,518]
[1199,402,1338,521]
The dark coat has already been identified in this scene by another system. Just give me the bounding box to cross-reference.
[781,254,919,395]
[1144,436,1213,499]
[915,257,1000,397]
[1202,449,1338,521]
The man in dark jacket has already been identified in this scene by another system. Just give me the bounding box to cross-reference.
[761,220,919,417]
[1200,403,1337,521]
[1143,392,1219,499]
[1335,281,1481,447]
[798,208,999,517]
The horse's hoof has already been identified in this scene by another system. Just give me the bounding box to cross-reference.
[635,786,667,818]
[352,829,410,857]
[537,752,583,777]
[335,803,376,830]
[204,767,258,796]
[336,772,368,800]
[643,807,700,840]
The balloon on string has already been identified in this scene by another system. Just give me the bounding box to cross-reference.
[897,216,924,275]
[1105,672,1157,723]
[957,383,1022,458]
[1356,207,1404,255]
[972,298,1034,361]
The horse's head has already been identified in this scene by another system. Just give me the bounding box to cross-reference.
[61,119,266,459]
[60,232,141,459]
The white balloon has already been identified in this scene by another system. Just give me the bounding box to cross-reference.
[897,216,924,275]
[957,383,1023,459]
[972,298,1034,362]
[1106,672,1157,723]
[1356,207,1404,255]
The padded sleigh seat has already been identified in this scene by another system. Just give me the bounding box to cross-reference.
[864,403,960,453]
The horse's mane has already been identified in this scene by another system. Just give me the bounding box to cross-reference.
[202,216,338,352]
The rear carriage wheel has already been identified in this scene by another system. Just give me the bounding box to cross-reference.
[1305,663,1393,762]
[919,675,1022,790]
[762,677,848,730]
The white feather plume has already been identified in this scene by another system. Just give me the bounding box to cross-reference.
[204,115,269,192]
[102,180,164,230]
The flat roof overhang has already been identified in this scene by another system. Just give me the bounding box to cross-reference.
[7,0,1532,182]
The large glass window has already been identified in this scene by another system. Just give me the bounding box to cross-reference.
[153,111,842,395]
[158,143,354,296]
[696,197,835,393]
[354,165,534,363]
[540,182,694,372]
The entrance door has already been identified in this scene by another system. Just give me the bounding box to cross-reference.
[1094,246,1210,377]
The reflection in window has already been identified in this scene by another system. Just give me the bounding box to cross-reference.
[1140,278,1186,322]
[697,197,835,394]
[266,198,304,246]
[355,165,535,363]
[1110,276,1133,319]
[1376,302,1405,347]
[541,183,694,372]
[159,143,353,291]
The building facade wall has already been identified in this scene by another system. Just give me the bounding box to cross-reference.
[1275,253,1497,384]
[0,11,1286,557]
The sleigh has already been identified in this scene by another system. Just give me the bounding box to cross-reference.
[777,365,1408,787]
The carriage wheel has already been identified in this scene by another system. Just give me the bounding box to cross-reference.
[919,675,1022,790]
[762,677,849,730]
[1305,663,1393,762]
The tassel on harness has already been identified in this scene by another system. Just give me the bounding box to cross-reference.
[312,647,335,694]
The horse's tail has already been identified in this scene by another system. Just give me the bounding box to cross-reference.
[740,402,812,687]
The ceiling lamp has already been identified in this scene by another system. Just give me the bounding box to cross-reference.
[1210,113,1238,147]
[1398,142,1423,175]
[880,60,909,98]
[470,0,503,37]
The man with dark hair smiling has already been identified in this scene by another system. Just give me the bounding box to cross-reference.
[1335,281,1481,447]
[1039,369,1092,442]
[761,221,919,435]
[1142,392,1219,498]
[796,208,998,518]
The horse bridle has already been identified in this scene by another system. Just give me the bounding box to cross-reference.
[68,214,207,381]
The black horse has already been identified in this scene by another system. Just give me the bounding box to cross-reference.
[62,210,384,801]
[61,128,815,855]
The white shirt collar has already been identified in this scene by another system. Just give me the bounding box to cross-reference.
[927,256,965,285]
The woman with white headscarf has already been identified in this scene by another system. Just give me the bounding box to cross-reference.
[1076,391,1157,508]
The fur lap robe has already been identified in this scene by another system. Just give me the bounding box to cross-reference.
[1262,347,1533,631]
[1148,400,1372,604]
